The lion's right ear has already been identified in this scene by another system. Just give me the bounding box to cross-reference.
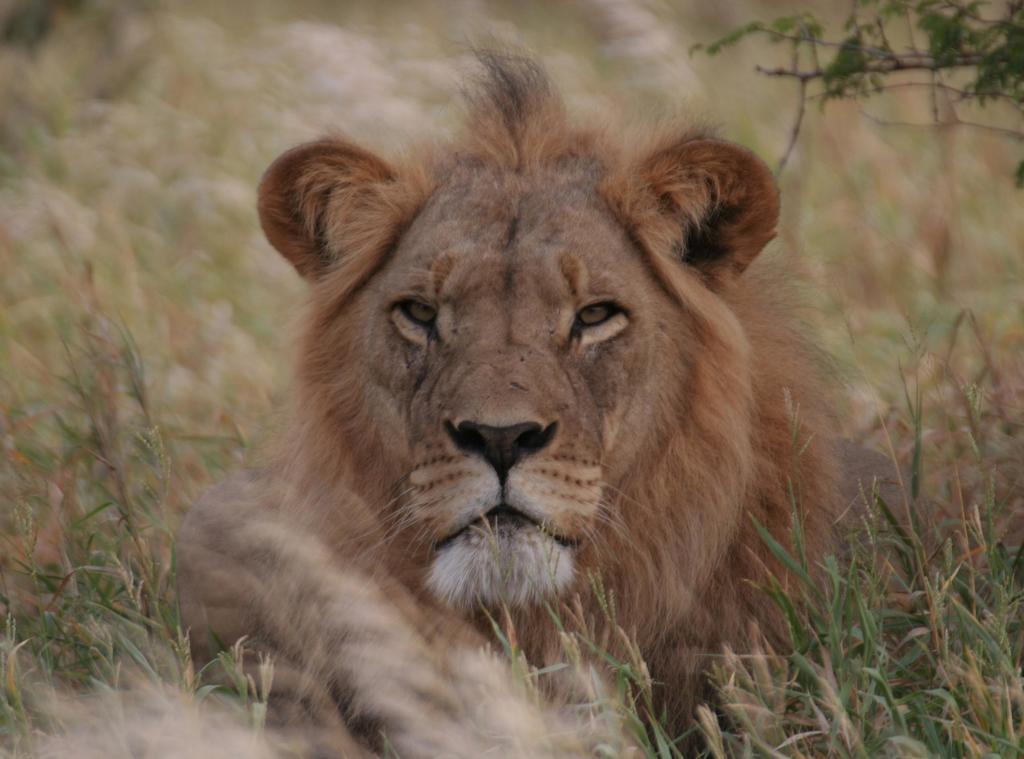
[257,138,399,280]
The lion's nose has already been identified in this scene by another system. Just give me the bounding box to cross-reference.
[445,420,557,483]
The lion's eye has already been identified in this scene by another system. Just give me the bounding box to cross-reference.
[399,300,437,326]
[576,303,617,327]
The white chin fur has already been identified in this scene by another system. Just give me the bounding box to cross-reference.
[426,528,574,609]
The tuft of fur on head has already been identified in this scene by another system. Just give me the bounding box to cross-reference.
[456,49,599,171]
[464,50,553,140]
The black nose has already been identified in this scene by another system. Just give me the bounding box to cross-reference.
[446,420,557,482]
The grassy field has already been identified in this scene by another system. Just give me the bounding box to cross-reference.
[0,0,1021,756]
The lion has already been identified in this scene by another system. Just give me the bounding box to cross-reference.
[176,51,900,750]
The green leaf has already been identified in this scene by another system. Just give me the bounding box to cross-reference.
[700,21,766,56]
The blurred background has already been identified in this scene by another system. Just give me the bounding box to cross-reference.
[1,0,1020,468]
[0,0,1021,752]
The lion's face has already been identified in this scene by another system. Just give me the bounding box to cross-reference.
[356,162,681,609]
[257,61,780,615]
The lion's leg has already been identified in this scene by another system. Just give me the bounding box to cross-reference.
[176,471,261,666]
[176,472,630,756]
[176,471,369,753]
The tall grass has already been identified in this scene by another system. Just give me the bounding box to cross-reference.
[1,0,1021,756]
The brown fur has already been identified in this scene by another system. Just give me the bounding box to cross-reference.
[177,52,897,747]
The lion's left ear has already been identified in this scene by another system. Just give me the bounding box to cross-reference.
[608,137,780,284]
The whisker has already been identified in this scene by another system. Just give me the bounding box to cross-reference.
[599,481,657,517]
[366,491,452,554]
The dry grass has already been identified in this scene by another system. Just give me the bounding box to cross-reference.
[1,0,1021,756]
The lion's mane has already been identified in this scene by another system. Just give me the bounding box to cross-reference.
[179,51,846,745]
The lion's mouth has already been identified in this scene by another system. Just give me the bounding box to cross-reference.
[434,504,578,552]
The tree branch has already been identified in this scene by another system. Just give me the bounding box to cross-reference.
[778,78,808,174]
[858,110,1024,140]
[755,53,986,81]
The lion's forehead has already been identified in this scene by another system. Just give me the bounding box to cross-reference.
[384,166,648,308]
